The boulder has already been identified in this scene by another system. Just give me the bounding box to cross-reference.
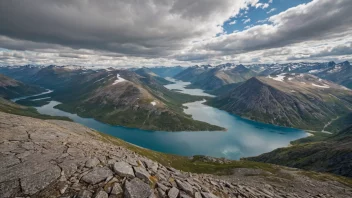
[201,192,219,198]
[81,167,113,184]
[176,180,193,196]
[110,182,123,196]
[77,189,93,198]
[124,178,152,198]
[113,161,135,178]
[85,158,100,168]
[134,166,152,184]
[167,187,179,198]
[94,190,108,198]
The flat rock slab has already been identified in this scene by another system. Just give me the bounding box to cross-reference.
[85,157,100,168]
[21,165,61,195]
[113,161,135,178]
[94,190,108,198]
[134,166,151,184]
[201,192,219,198]
[81,167,113,184]
[124,178,152,198]
[168,187,179,198]
[176,180,193,196]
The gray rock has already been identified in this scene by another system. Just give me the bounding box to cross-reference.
[110,182,123,195]
[168,187,179,198]
[94,190,108,198]
[201,192,219,198]
[134,166,151,184]
[124,178,152,198]
[176,180,193,196]
[59,159,79,177]
[195,192,202,198]
[144,159,158,173]
[21,165,61,195]
[157,182,169,192]
[77,189,93,198]
[179,191,192,198]
[148,192,157,198]
[86,157,100,168]
[81,167,113,184]
[113,161,135,178]
[0,179,20,198]
[158,188,166,197]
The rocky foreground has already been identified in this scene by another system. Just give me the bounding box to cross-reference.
[0,112,352,198]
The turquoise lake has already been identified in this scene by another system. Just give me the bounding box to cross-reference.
[23,79,308,159]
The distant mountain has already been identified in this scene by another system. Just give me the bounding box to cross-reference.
[54,69,223,131]
[316,61,352,89]
[208,73,352,131]
[134,68,173,85]
[148,66,186,77]
[174,65,211,82]
[257,62,334,76]
[0,65,223,131]
[0,73,45,99]
[248,125,352,178]
[174,64,257,91]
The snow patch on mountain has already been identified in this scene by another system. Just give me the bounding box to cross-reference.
[113,74,126,84]
[268,73,286,82]
[312,83,330,89]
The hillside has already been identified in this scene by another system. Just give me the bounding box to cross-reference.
[317,61,352,89]
[2,65,223,131]
[0,97,70,121]
[56,70,223,131]
[248,126,352,178]
[174,64,257,91]
[0,73,45,99]
[208,73,352,131]
[1,112,351,197]
[174,65,211,82]
[148,66,186,77]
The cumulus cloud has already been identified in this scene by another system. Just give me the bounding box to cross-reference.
[255,3,269,9]
[0,0,351,67]
[267,8,276,14]
[243,18,251,24]
[229,20,237,25]
[0,0,256,58]
[186,0,352,58]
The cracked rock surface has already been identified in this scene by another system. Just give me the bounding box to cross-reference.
[0,112,351,198]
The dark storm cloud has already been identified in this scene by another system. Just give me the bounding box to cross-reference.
[0,0,246,57]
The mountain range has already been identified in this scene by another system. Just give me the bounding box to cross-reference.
[248,125,352,178]
[0,65,223,131]
[174,64,257,90]
[0,73,44,99]
[208,73,352,131]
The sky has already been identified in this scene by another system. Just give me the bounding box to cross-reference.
[0,0,351,68]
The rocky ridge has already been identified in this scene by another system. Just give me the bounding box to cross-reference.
[1,112,351,198]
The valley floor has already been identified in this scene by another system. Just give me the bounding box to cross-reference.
[0,112,351,198]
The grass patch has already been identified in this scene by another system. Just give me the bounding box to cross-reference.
[299,171,352,187]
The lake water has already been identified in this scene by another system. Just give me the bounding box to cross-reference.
[164,77,215,97]
[27,79,308,160]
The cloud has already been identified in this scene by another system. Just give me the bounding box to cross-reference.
[190,0,352,57]
[0,0,257,58]
[243,18,251,24]
[0,0,351,67]
[267,8,276,14]
[255,3,269,9]
[229,20,237,25]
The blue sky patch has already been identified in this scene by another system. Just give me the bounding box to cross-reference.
[223,0,312,33]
